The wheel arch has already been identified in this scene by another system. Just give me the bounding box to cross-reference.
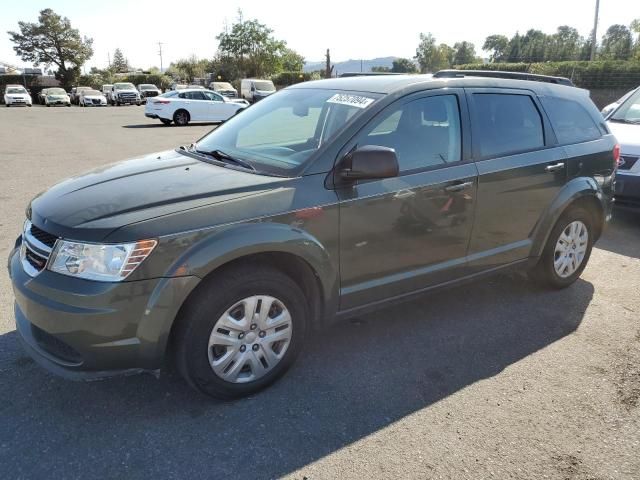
[530,176,608,259]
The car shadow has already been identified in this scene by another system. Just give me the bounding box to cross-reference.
[122,123,221,129]
[596,206,640,259]
[0,273,593,478]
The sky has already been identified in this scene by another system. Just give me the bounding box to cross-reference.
[0,0,637,71]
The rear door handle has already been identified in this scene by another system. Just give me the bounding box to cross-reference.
[444,181,473,193]
[545,162,565,172]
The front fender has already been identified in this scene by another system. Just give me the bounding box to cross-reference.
[530,176,609,258]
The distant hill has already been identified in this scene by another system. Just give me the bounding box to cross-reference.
[303,56,402,74]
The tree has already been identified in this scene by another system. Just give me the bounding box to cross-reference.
[631,19,640,60]
[111,48,129,73]
[8,8,93,88]
[391,58,417,73]
[168,55,211,82]
[547,26,581,61]
[452,41,476,65]
[415,33,450,73]
[216,12,287,78]
[600,24,633,60]
[520,29,547,62]
[506,33,523,62]
[280,48,305,71]
[483,35,509,62]
[371,66,391,72]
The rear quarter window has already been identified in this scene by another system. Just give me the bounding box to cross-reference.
[540,96,602,145]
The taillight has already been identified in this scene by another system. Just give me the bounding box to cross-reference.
[613,144,621,168]
[153,99,170,105]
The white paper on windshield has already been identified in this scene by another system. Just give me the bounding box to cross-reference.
[327,93,374,109]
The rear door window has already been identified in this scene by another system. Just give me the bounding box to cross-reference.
[472,93,544,158]
[540,97,601,144]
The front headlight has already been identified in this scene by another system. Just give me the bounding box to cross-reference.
[48,239,157,282]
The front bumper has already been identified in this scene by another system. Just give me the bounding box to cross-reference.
[9,247,199,380]
[615,172,640,206]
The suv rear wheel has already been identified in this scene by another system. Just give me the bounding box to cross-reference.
[174,265,308,399]
[532,206,594,289]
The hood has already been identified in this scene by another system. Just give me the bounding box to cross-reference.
[608,122,640,155]
[6,93,29,98]
[84,95,105,100]
[29,149,286,242]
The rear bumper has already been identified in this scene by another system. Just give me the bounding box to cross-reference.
[9,247,200,380]
[145,113,159,119]
[615,172,640,206]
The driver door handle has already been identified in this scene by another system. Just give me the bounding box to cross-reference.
[444,181,473,193]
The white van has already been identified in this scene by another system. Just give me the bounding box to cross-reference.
[240,79,276,103]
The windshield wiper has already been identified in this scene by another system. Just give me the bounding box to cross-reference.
[609,118,640,124]
[195,148,256,171]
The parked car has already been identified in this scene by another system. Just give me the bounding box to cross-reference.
[601,87,638,117]
[241,78,276,102]
[70,86,91,105]
[144,88,248,126]
[110,82,141,106]
[137,83,161,103]
[43,87,71,107]
[210,81,238,98]
[101,84,113,99]
[38,88,50,105]
[3,85,32,107]
[78,89,108,107]
[606,87,640,206]
[10,74,616,399]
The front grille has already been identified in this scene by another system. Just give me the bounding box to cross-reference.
[92,99,102,105]
[30,223,57,248]
[118,92,137,99]
[31,324,82,364]
[619,155,638,171]
[142,91,158,98]
[21,221,56,276]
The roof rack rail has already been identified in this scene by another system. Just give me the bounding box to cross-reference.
[338,72,406,77]
[433,69,575,87]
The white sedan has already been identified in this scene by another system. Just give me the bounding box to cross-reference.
[79,89,108,107]
[144,89,249,126]
[4,85,32,107]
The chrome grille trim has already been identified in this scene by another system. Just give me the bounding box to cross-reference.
[21,220,56,277]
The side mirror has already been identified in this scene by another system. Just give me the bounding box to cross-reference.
[339,145,399,181]
[251,85,256,92]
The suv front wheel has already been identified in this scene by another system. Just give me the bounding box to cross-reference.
[532,206,594,289]
[174,265,308,399]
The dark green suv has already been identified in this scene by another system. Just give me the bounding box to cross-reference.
[9,74,617,399]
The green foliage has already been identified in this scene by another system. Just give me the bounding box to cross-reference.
[483,35,509,62]
[272,71,314,87]
[600,25,633,60]
[371,66,391,72]
[216,13,288,78]
[453,60,640,90]
[414,33,453,72]
[391,58,417,73]
[8,8,94,88]
[280,48,305,71]
[167,55,211,82]
[453,41,476,65]
[111,48,129,73]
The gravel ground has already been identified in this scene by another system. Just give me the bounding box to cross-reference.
[0,106,638,480]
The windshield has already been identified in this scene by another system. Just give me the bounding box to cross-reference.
[84,90,101,96]
[114,83,135,90]
[47,88,66,95]
[610,89,640,123]
[253,81,275,91]
[139,84,156,90]
[7,87,27,94]
[214,82,234,90]
[195,88,380,176]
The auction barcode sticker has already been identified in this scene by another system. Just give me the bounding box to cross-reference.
[327,93,375,109]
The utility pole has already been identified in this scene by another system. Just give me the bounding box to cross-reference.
[590,0,600,61]
[158,42,164,72]
[107,51,111,69]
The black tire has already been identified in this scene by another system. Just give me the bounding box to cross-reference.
[46,104,50,107]
[531,206,594,289]
[160,119,172,126]
[173,109,190,126]
[174,265,309,400]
